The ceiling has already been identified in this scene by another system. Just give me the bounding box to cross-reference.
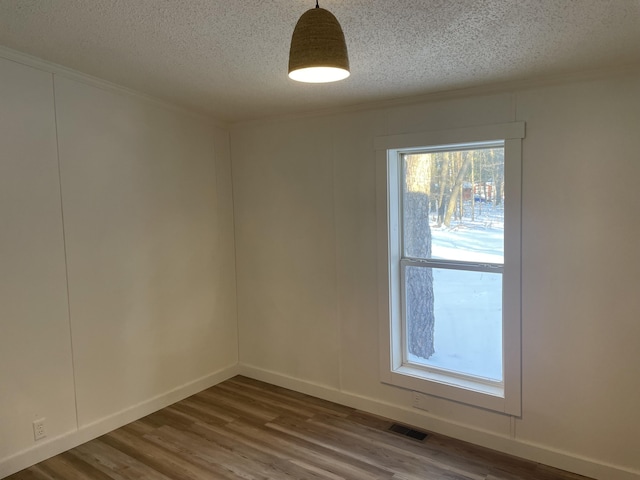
[1,0,639,123]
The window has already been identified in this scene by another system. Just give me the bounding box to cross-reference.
[376,123,524,415]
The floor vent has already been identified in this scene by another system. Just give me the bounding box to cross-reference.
[388,423,429,441]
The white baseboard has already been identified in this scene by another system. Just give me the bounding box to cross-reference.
[0,364,239,478]
[238,364,640,480]
[4,363,637,480]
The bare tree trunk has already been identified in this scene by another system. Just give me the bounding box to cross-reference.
[436,154,450,227]
[430,159,438,220]
[458,180,463,221]
[491,149,503,206]
[404,155,435,359]
[471,156,475,221]
[443,152,473,227]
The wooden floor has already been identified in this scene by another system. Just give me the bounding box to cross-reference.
[7,376,592,480]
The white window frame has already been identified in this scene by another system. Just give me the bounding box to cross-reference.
[375,122,524,416]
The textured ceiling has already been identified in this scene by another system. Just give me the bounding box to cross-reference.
[1,0,639,123]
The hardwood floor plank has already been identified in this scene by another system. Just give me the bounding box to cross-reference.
[70,439,174,480]
[5,466,55,480]
[150,424,339,480]
[137,408,195,431]
[424,434,540,479]
[179,395,240,423]
[194,419,391,479]
[288,459,348,480]
[166,399,234,427]
[312,413,488,479]
[101,428,227,480]
[192,388,280,423]
[214,381,318,418]
[48,452,115,480]
[5,376,594,480]
[265,416,474,479]
[227,377,353,417]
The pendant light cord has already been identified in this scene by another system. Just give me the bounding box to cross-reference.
[315,0,319,7]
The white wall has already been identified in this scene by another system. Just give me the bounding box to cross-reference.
[0,55,238,476]
[2,47,638,480]
[231,71,640,480]
[0,56,77,469]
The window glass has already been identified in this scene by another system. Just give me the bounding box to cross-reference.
[402,148,504,263]
[404,266,503,381]
[401,145,505,384]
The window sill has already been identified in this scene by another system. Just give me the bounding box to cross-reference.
[397,364,503,397]
[382,364,518,415]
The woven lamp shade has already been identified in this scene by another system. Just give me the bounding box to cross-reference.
[288,7,350,83]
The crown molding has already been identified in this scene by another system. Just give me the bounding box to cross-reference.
[2,44,637,131]
[231,63,640,129]
[0,45,229,130]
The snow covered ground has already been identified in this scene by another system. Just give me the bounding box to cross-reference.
[408,205,505,381]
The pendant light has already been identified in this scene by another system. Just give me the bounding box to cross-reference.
[288,1,350,83]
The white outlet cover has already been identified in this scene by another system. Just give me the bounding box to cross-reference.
[33,418,47,441]
[412,392,430,411]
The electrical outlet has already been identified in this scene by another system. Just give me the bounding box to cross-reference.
[411,391,430,412]
[33,418,46,441]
